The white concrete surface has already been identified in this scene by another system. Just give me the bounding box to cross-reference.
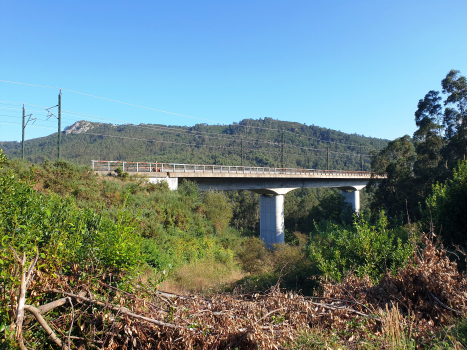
[260,194,285,248]
[147,177,179,191]
[341,189,360,212]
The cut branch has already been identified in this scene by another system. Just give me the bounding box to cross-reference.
[24,305,70,350]
[49,289,193,331]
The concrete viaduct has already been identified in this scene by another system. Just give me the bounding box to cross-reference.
[93,161,384,247]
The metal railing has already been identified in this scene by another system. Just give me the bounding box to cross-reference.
[91,160,381,178]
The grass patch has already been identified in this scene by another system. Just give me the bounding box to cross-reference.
[160,259,245,295]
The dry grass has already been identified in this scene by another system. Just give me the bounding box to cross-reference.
[381,304,415,350]
[160,259,246,295]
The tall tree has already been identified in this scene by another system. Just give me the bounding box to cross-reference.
[369,135,418,220]
[441,70,467,165]
[413,90,445,191]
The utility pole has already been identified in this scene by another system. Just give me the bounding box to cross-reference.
[360,146,363,171]
[22,105,25,160]
[326,147,329,170]
[241,138,244,166]
[58,90,62,159]
[21,105,35,160]
[281,132,284,168]
[46,91,61,159]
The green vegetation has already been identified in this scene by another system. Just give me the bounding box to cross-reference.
[425,160,467,248]
[370,70,467,227]
[2,70,467,349]
[0,118,387,172]
[309,213,414,283]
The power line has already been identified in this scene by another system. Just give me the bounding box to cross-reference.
[0,103,375,157]
[0,121,56,130]
[0,105,292,146]
[0,101,49,109]
[0,80,220,123]
[0,81,382,150]
[79,131,371,158]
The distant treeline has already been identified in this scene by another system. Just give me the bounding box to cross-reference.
[0,118,388,171]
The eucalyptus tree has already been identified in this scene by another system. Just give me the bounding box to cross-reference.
[441,69,467,166]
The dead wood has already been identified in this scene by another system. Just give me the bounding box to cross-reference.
[11,247,39,349]
[49,289,193,331]
[24,305,70,350]
[309,301,382,322]
[37,290,87,314]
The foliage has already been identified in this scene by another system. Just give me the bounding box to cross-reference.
[425,160,467,248]
[318,234,467,343]
[0,150,145,340]
[114,166,129,179]
[201,190,233,234]
[369,135,418,220]
[234,234,317,294]
[370,69,467,232]
[1,118,387,172]
[4,158,240,273]
[308,213,414,283]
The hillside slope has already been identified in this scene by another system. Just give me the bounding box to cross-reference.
[0,118,388,171]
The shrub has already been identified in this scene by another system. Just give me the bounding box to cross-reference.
[202,190,233,234]
[425,160,467,248]
[114,166,129,179]
[309,213,414,283]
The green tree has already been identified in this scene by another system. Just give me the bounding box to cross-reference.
[441,70,467,166]
[202,190,233,234]
[413,90,446,193]
[425,160,467,248]
[369,135,418,220]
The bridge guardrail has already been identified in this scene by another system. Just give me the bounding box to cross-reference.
[91,160,380,177]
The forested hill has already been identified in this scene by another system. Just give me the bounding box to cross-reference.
[0,118,388,171]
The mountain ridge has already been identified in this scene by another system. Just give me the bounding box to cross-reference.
[0,118,388,171]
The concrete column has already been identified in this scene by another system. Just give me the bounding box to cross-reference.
[259,194,285,247]
[341,189,360,213]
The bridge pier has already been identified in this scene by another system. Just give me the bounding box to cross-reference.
[259,194,285,247]
[250,188,296,248]
[339,185,365,213]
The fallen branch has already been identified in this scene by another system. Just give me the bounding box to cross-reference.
[11,247,39,349]
[99,281,167,311]
[256,308,286,324]
[49,289,193,331]
[69,336,103,344]
[309,301,382,322]
[429,291,463,315]
[37,291,87,315]
[24,305,70,350]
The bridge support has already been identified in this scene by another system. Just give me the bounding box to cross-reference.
[251,188,296,248]
[259,194,285,248]
[339,185,365,213]
[341,190,360,212]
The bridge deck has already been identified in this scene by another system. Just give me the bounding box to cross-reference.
[92,160,385,179]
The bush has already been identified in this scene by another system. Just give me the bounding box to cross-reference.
[235,235,316,294]
[0,150,147,335]
[309,213,414,283]
[425,160,467,248]
[114,166,129,179]
[202,190,233,234]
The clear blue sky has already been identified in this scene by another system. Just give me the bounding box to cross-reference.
[1,0,466,142]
